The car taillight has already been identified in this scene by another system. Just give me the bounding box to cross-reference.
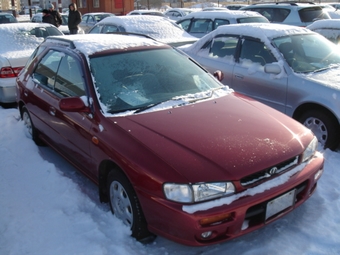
[0,66,24,78]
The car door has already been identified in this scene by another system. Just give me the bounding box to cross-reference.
[28,49,95,174]
[232,37,288,112]
[187,35,239,86]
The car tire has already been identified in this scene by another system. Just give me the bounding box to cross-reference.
[21,106,44,146]
[299,110,340,150]
[107,170,156,243]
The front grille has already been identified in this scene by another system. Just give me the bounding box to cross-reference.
[240,156,299,187]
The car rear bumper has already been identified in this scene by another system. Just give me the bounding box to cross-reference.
[139,153,324,246]
[0,78,16,103]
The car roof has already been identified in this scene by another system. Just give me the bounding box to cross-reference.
[83,12,115,15]
[186,23,313,52]
[93,15,197,43]
[45,34,166,56]
[178,10,266,20]
[242,2,322,9]
[307,19,340,30]
[213,23,311,38]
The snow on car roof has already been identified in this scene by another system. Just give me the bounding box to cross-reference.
[0,23,53,57]
[307,19,340,30]
[181,10,265,19]
[184,23,311,53]
[96,15,197,43]
[47,33,165,56]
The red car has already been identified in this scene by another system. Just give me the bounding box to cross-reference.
[16,34,324,246]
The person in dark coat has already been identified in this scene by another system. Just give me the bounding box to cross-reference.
[42,9,54,25]
[48,3,62,27]
[68,3,82,34]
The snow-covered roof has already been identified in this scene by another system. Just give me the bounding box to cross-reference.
[180,10,265,19]
[307,19,340,30]
[47,34,164,56]
[95,15,197,43]
[0,23,55,57]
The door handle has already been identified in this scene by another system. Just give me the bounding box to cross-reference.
[24,89,28,97]
[49,106,56,116]
[234,74,244,79]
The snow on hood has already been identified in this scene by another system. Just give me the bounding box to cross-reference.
[301,67,340,91]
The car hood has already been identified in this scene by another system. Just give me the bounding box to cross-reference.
[108,93,311,182]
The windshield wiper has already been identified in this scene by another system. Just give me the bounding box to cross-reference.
[133,101,165,113]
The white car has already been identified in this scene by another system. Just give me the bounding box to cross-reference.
[307,19,340,44]
[164,8,196,20]
[0,23,63,103]
[88,15,198,47]
[176,10,269,38]
[31,13,84,35]
[126,10,167,18]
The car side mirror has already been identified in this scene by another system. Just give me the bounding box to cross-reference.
[213,70,224,81]
[264,63,281,75]
[59,97,91,113]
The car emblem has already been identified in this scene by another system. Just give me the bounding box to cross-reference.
[268,167,278,176]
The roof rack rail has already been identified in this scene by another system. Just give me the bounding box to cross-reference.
[251,1,316,6]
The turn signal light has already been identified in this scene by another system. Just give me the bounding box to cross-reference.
[199,212,233,226]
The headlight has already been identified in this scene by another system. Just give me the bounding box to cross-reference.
[163,182,235,203]
[302,136,318,162]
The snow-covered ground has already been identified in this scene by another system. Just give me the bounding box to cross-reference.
[0,105,339,255]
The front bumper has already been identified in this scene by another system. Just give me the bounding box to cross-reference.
[139,152,324,246]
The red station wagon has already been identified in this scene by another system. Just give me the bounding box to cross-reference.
[16,34,324,246]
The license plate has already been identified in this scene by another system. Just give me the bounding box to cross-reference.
[265,189,296,220]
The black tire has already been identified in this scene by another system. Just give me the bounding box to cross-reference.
[107,170,156,243]
[21,106,44,146]
[299,109,340,150]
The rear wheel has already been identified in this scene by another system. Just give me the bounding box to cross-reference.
[21,106,44,146]
[299,110,340,150]
[107,170,156,243]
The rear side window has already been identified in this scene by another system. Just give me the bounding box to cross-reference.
[189,19,213,33]
[214,19,230,29]
[247,8,290,22]
[299,7,330,22]
[237,16,270,23]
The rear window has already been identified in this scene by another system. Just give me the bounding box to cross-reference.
[299,7,330,22]
[246,8,290,22]
[237,16,270,23]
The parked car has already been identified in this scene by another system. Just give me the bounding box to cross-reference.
[79,12,115,33]
[0,23,63,103]
[16,33,324,246]
[307,19,340,44]
[88,15,198,47]
[202,7,229,11]
[225,4,248,10]
[179,23,340,149]
[240,2,330,26]
[0,13,18,24]
[126,10,167,18]
[31,13,85,34]
[164,8,196,20]
[176,10,269,38]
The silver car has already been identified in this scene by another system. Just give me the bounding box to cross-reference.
[176,10,269,38]
[180,23,340,150]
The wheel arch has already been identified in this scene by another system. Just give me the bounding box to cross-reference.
[98,159,127,203]
[293,102,340,126]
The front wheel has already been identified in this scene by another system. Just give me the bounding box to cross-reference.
[107,170,156,243]
[21,106,44,146]
[299,110,340,150]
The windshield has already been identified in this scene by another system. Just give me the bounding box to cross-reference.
[273,33,340,73]
[90,48,223,114]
